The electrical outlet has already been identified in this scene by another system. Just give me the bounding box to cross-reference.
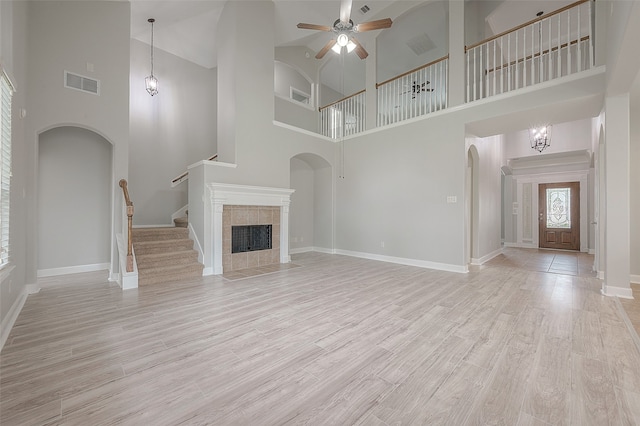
[381,241,385,248]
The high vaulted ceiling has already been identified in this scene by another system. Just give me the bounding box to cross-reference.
[131,0,401,70]
[130,0,576,98]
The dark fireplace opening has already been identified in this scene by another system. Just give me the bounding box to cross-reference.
[232,225,272,253]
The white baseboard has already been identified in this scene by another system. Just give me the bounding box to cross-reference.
[471,248,503,266]
[597,270,604,280]
[503,242,537,249]
[334,249,467,274]
[290,246,336,255]
[601,284,634,299]
[172,205,189,221]
[120,272,138,290]
[37,263,110,278]
[108,270,119,282]
[631,274,640,285]
[203,267,214,276]
[313,247,336,254]
[290,246,314,255]
[116,232,138,290]
[1,283,39,351]
[588,249,595,255]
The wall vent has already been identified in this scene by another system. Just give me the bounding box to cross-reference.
[406,33,436,56]
[359,5,370,14]
[64,71,100,95]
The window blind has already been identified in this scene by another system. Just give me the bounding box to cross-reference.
[0,70,14,266]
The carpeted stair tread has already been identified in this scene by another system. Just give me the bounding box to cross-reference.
[132,225,203,285]
[138,263,204,286]
[173,217,188,228]
[136,250,199,269]
[132,227,188,242]
[133,238,195,255]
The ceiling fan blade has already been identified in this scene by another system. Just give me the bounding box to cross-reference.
[339,0,353,25]
[297,23,332,32]
[316,39,337,59]
[350,37,368,60]
[355,18,393,32]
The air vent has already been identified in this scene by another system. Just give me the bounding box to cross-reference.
[406,33,436,56]
[359,5,370,14]
[64,71,100,95]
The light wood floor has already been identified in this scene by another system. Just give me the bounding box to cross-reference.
[2,251,640,425]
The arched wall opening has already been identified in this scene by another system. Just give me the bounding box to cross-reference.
[467,145,480,264]
[289,153,333,253]
[37,126,113,277]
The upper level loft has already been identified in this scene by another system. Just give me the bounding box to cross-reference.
[275,0,595,140]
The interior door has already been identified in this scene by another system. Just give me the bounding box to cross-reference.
[539,182,580,250]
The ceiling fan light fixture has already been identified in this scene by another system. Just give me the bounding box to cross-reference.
[346,41,356,53]
[331,43,342,54]
[336,33,349,47]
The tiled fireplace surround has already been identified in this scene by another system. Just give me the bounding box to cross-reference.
[223,206,280,272]
[207,183,294,275]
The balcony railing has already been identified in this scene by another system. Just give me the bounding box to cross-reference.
[377,55,449,127]
[319,90,366,139]
[465,0,592,102]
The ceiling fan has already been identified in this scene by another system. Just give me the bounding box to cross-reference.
[297,0,392,60]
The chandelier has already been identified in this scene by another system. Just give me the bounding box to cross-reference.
[145,18,158,96]
[529,125,551,152]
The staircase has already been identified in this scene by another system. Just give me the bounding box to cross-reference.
[132,227,203,285]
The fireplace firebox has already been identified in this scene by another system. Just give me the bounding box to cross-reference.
[232,225,272,253]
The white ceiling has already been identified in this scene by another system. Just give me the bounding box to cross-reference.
[130,0,583,101]
[131,0,413,70]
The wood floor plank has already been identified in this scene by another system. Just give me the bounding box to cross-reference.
[1,249,637,425]
[521,334,572,425]
[570,354,621,425]
[465,343,536,426]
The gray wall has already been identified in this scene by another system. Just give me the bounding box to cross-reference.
[468,135,503,261]
[38,127,112,271]
[275,96,317,133]
[631,72,640,278]
[336,114,466,267]
[314,166,333,250]
[290,158,315,250]
[25,0,130,281]
[289,155,334,252]
[129,39,216,225]
[0,0,29,337]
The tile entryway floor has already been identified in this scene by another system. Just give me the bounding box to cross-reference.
[485,247,596,277]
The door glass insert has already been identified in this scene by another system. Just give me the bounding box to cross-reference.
[546,187,571,228]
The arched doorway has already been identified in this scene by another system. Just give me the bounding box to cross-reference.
[289,153,333,254]
[37,126,113,277]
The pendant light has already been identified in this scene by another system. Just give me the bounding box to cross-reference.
[145,18,158,96]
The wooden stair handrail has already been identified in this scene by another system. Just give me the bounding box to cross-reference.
[376,55,449,88]
[319,90,366,112]
[171,154,218,185]
[119,179,134,273]
[465,0,589,52]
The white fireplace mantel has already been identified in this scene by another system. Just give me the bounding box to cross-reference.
[204,183,295,275]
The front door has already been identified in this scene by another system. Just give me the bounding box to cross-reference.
[539,182,580,250]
